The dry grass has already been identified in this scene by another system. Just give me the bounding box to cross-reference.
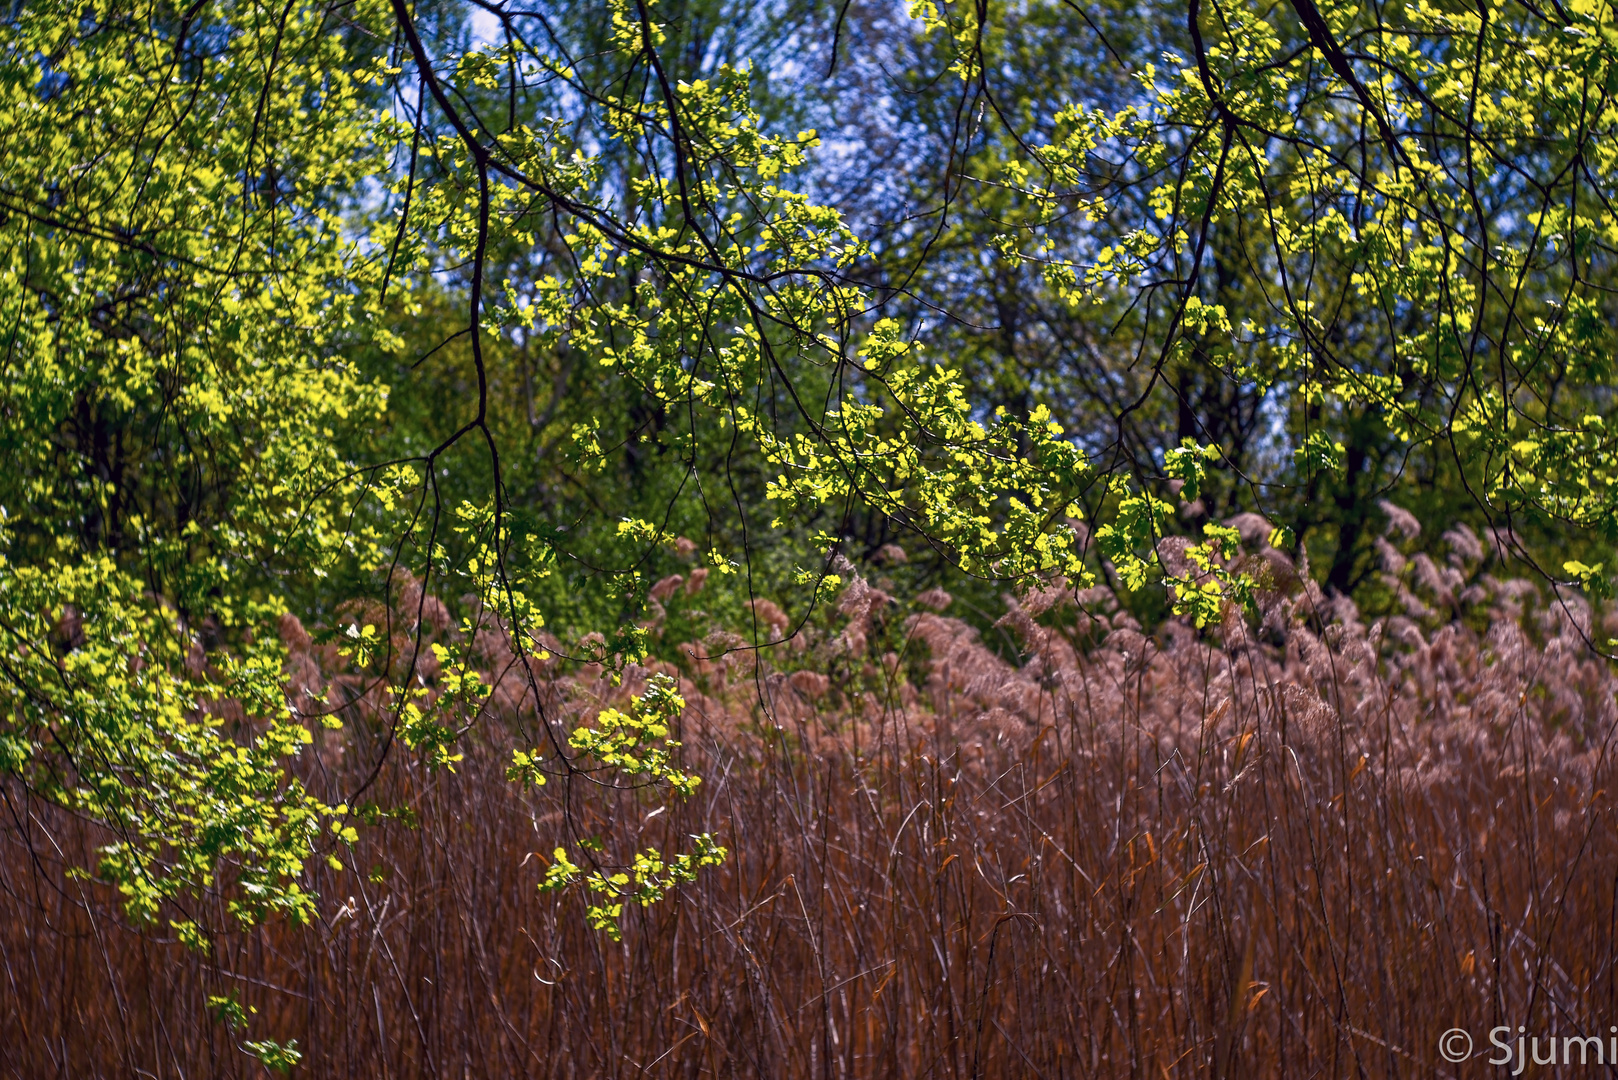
[5,530,1618,1077]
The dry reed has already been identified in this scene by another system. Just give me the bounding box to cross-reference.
[4,525,1618,1077]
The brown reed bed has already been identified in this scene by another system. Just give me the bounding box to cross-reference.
[4,526,1618,1077]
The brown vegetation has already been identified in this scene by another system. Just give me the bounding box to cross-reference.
[4,530,1618,1077]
